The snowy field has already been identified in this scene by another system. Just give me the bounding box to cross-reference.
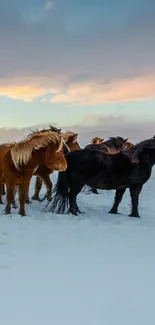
[1,168,155,325]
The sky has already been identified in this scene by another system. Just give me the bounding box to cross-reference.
[0,0,155,143]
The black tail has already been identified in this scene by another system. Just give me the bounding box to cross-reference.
[46,171,70,214]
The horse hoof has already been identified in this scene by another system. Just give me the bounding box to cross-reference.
[109,209,117,214]
[19,212,26,216]
[26,200,32,204]
[46,197,52,202]
[32,196,42,202]
[31,195,39,201]
[129,213,140,218]
[91,189,98,194]
[4,211,11,215]
[69,210,78,215]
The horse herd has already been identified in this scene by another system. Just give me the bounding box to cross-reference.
[0,124,155,218]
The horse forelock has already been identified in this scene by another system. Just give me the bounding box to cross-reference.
[10,131,62,168]
[61,131,78,143]
[62,139,70,154]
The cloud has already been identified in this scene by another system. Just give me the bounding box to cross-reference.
[0,74,154,104]
[44,1,55,11]
[0,1,155,83]
[0,115,154,145]
[0,1,155,105]
[50,74,155,105]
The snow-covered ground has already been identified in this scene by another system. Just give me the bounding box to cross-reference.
[1,168,155,325]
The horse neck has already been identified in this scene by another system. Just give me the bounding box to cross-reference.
[144,149,155,167]
[27,149,46,168]
[67,141,80,151]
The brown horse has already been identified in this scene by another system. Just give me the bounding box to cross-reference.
[0,131,67,216]
[85,136,133,194]
[90,137,104,144]
[28,130,80,202]
[1,125,63,198]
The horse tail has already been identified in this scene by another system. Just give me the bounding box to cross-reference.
[46,170,70,214]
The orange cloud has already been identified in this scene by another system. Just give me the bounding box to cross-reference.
[50,75,155,105]
[0,77,60,101]
[0,74,155,104]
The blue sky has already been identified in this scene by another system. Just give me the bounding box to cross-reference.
[0,0,155,140]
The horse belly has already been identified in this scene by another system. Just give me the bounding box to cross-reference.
[87,174,129,190]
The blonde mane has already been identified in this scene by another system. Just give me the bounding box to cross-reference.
[61,131,78,143]
[90,137,104,144]
[11,131,63,169]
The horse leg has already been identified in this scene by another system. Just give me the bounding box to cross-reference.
[11,186,18,209]
[129,184,142,218]
[42,174,52,201]
[69,184,83,215]
[109,188,126,214]
[2,184,5,195]
[91,187,98,194]
[31,176,43,201]
[0,184,3,204]
[25,188,32,204]
[69,192,78,215]
[18,182,30,216]
[4,183,16,215]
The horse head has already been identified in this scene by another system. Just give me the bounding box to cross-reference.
[90,137,104,144]
[61,131,80,151]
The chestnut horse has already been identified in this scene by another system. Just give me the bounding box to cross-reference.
[90,137,104,144]
[0,131,67,216]
[85,136,133,194]
[1,125,62,199]
[28,130,80,202]
[1,128,80,205]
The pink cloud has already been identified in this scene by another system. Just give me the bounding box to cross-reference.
[50,74,155,105]
[0,74,154,104]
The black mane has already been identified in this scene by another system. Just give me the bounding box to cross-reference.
[85,136,128,151]
[105,136,128,149]
[121,136,155,163]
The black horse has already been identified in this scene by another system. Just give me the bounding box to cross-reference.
[46,136,155,218]
[85,136,131,194]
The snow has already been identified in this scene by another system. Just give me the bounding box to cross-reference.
[0,169,155,324]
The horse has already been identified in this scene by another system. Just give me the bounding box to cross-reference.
[46,136,155,218]
[90,137,104,144]
[1,125,63,198]
[29,130,80,202]
[0,131,67,216]
[1,127,79,205]
[85,136,133,194]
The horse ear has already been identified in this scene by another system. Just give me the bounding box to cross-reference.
[124,138,128,142]
[72,135,78,143]
[101,138,104,142]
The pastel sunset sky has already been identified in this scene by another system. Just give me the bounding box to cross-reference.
[0,0,155,143]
